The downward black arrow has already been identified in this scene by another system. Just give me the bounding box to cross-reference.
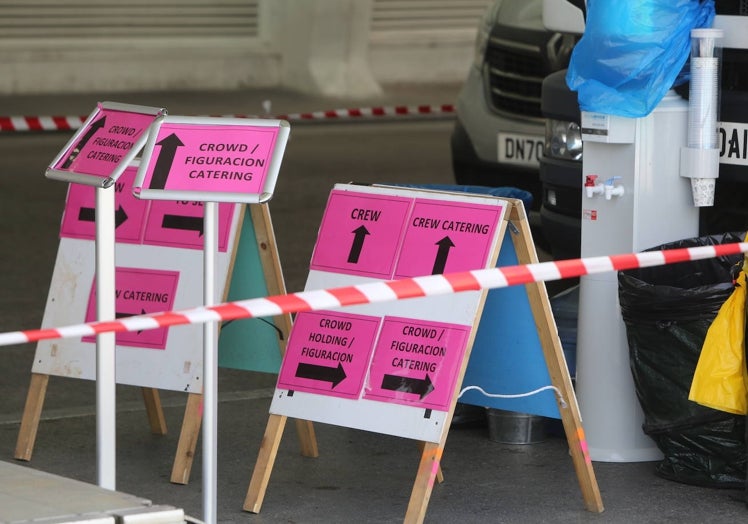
[149,133,184,190]
[295,362,347,388]
[381,373,434,400]
[162,214,203,235]
[61,116,107,168]
[347,225,370,263]
[432,236,455,274]
[78,205,129,228]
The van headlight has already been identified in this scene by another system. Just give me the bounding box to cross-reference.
[545,119,583,161]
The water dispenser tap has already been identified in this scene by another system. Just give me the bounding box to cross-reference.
[604,176,625,200]
[584,175,604,198]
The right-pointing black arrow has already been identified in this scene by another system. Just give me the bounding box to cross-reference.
[115,309,147,334]
[61,115,107,168]
[347,225,370,263]
[149,133,184,190]
[162,214,203,235]
[78,205,129,229]
[114,205,128,228]
[381,373,434,400]
[432,236,455,274]
[78,207,96,223]
[295,362,347,388]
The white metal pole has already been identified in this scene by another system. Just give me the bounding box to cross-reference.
[95,184,117,490]
[202,201,218,524]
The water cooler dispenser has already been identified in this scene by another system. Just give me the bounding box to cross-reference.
[575,29,723,462]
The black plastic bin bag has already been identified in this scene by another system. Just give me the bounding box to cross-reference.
[618,232,746,488]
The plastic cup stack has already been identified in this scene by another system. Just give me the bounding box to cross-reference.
[688,28,723,207]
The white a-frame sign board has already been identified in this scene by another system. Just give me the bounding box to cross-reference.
[16,114,318,491]
[244,184,602,523]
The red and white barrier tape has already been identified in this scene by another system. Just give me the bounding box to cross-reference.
[0,104,456,133]
[1,241,746,348]
[0,115,88,132]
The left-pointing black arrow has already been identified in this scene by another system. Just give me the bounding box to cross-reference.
[347,225,370,263]
[432,236,455,274]
[295,362,347,388]
[162,214,203,235]
[61,116,107,168]
[381,373,434,400]
[78,205,129,228]
[149,133,184,190]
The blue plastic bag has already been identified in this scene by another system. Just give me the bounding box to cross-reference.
[566,0,715,118]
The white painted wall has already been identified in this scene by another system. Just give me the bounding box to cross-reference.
[0,0,487,96]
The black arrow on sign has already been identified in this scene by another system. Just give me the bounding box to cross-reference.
[115,308,147,334]
[78,205,129,228]
[61,116,107,168]
[347,225,370,263]
[431,236,455,274]
[381,373,434,400]
[149,133,184,190]
[162,214,203,235]
[295,362,347,388]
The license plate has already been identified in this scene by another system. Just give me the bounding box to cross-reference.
[497,132,544,167]
[720,122,748,166]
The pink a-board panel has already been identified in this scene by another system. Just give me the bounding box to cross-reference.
[277,311,382,399]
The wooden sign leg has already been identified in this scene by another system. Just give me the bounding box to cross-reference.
[244,413,288,513]
[508,203,604,513]
[404,441,444,524]
[293,419,318,458]
[141,388,168,435]
[417,441,444,483]
[251,204,319,461]
[14,373,49,461]
[170,393,203,484]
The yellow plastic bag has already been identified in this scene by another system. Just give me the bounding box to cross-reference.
[689,269,748,415]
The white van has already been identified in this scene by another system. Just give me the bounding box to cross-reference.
[450,0,576,220]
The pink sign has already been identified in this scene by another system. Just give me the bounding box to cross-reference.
[83,267,179,349]
[139,123,279,195]
[310,190,411,278]
[59,166,148,243]
[363,316,470,410]
[52,107,156,178]
[277,311,381,399]
[394,199,502,279]
[143,201,235,251]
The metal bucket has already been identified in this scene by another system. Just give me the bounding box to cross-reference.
[487,409,547,444]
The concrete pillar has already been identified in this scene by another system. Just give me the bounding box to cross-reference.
[279,0,382,98]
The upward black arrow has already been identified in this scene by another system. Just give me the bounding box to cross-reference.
[295,362,347,388]
[347,225,370,263]
[149,133,184,190]
[432,236,455,274]
[78,205,128,228]
[61,116,107,169]
[381,373,434,400]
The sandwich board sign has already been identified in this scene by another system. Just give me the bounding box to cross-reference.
[268,184,505,441]
[18,125,316,480]
[244,184,603,522]
[29,164,243,392]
